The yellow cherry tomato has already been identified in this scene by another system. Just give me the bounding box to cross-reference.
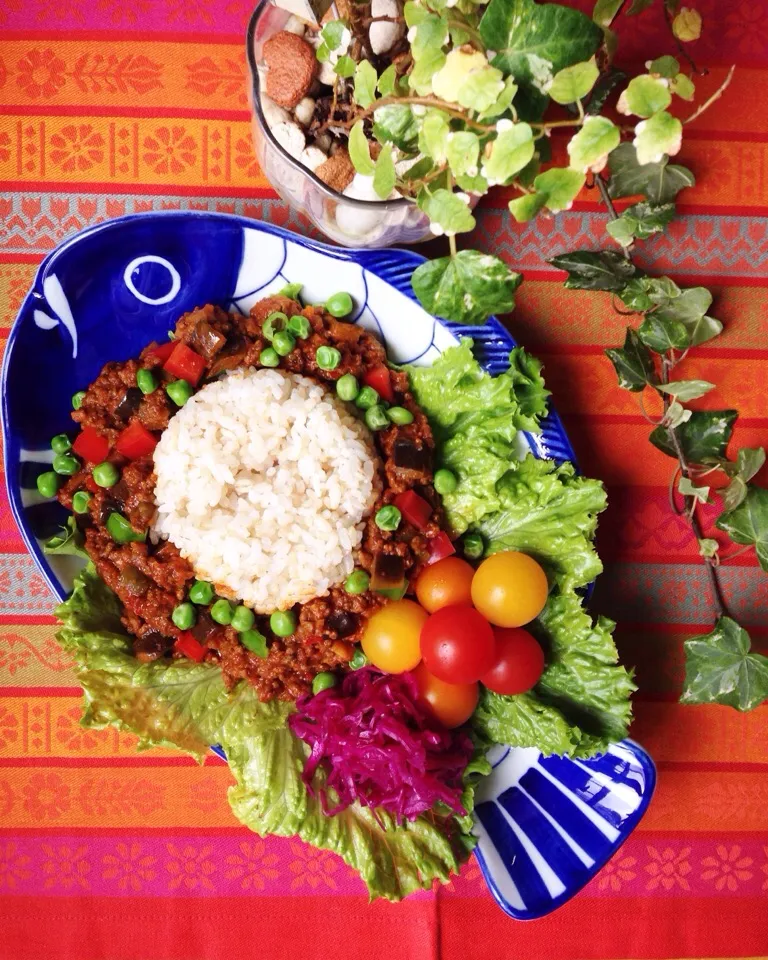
[361,599,427,673]
[412,663,478,729]
[415,556,475,613]
[470,551,548,628]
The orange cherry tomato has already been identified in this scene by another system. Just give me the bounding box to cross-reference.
[361,599,426,674]
[471,551,548,628]
[412,662,478,729]
[415,556,475,613]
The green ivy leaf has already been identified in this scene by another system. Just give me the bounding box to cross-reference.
[349,121,375,176]
[673,7,702,42]
[418,188,476,235]
[550,250,636,291]
[618,75,672,118]
[651,286,723,346]
[482,122,535,186]
[458,65,506,113]
[480,0,602,114]
[605,327,657,392]
[606,217,636,247]
[567,116,620,172]
[649,55,680,78]
[479,76,519,120]
[377,63,398,97]
[321,18,347,50]
[608,200,676,243]
[657,379,716,401]
[432,49,490,104]
[681,617,768,711]
[698,538,719,558]
[410,50,447,95]
[418,110,451,163]
[412,12,448,60]
[608,142,695,203]
[585,68,626,115]
[679,476,710,504]
[671,72,695,100]
[334,55,357,78]
[650,410,738,463]
[373,147,396,199]
[446,131,480,178]
[401,156,435,182]
[638,312,690,352]
[548,58,599,104]
[355,60,378,109]
[372,105,419,152]
[627,0,655,12]
[533,167,585,213]
[737,447,766,483]
[412,251,521,325]
[634,110,683,165]
[593,0,624,27]
[716,485,768,571]
[618,276,655,311]
[404,0,428,27]
[455,171,489,194]
[665,400,692,428]
[721,476,748,513]
[508,191,548,222]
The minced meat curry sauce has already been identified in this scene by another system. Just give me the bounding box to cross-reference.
[58,295,453,701]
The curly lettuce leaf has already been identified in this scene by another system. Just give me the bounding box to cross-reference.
[55,565,470,900]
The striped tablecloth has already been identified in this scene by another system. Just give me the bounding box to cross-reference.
[1,2,767,958]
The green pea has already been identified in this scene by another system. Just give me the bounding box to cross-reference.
[462,531,484,560]
[325,292,353,318]
[72,491,92,514]
[279,282,303,301]
[172,602,196,630]
[349,647,368,670]
[166,379,193,407]
[52,453,80,476]
[259,347,280,368]
[312,672,337,694]
[106,512,146,544]
[365,405,389,432]
[355,386,379,410]
[36,471,60,499]
[93,461,119,488]
[344,570,370,595]
[375,505,401,531]
[270,610,297,637]
[336,373,359,402]
[137,368,158,395]
[210,599,233,625]
[189,580,214,605]
[263,311,288,341]
[316,346,341,371]
[51,434,72,454]
[386,406,414,426]
[434,468,458,495]
[272,330,296,357]
[231,605,255,633]
[241,629,268,658]
[72,391,86,410]
[287,314,311,339]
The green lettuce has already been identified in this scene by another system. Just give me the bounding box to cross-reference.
[407,341,635,756]
[55,565,473,900]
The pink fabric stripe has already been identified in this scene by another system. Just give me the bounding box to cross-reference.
[0,834,766,898]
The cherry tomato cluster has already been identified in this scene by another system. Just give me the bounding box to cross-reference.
[361,551,549,729]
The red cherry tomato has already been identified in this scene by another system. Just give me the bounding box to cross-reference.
[72,426,110,464]
[416,556,474,613]
[420,604,496,684]
[362,364,395,403]
[480,627,545,695]
[394,490,432,531]
[163,341,206,386]
[426,531,455,564]
[412,663,478,729]
[174,631,207,662]
[115,421,158,460]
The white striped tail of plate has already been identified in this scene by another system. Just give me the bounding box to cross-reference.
[472,740,656,920]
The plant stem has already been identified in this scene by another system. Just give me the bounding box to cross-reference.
[684,65,736,126]
[354,96,497,132]
[594,175,632,260]
[448,233,458,258]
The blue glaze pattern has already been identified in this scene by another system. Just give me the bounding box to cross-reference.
[1,211,653,919]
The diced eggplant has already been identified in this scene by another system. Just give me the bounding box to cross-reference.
[327,610,358,637]
[392,438,431,472]
[114,387,143,420]
[189,319,226,360]
[119,563,151,596]
[370,552,406,592]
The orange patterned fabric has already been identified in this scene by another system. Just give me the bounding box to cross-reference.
[2,2,768,957]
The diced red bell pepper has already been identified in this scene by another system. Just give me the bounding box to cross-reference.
[72,426,110,464]
[426,531,456,565]
[84,474,100,494]
[174,631,207,662]
[394,490,432,532]
[163,341,206,386]
[115,421,158,460]
[363,364,395,404]
[149,341,175,363]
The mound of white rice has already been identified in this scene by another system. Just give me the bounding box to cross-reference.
[152,368,382,612]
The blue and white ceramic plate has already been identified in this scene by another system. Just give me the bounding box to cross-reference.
[1,211,655,920]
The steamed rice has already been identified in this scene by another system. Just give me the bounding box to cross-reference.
[152,368,382,612]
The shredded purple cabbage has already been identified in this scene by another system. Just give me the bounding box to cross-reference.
[288,666,474,821]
